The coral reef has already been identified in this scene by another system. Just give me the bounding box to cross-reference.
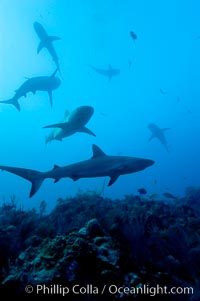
[0,188,200,300]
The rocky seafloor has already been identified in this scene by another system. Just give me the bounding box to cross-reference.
[0,187,200,300]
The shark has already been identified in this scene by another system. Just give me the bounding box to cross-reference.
[148,123,170,153]
[0,144,154,198]
[44,109,70,144]
[34,21,61,72]
[44,105,96,144]
[89,64,120,81]
[0,69,61,111]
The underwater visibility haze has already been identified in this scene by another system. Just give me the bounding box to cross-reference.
[0,1,200,299]
[0,0,199,211]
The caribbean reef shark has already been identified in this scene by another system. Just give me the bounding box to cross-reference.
[44,105,96,144]
[148,123,170,153]
[0,69,61,111]
[89,64,120,81]
[0,145,154,198]
[34,21,61,72]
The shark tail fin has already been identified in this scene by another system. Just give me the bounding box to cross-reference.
[0,97,21,111]
[0,165,45,197]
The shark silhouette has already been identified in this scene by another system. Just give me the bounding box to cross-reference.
[89,64,120,81]
[0,145,154,198]
[44,105,96,144]
[34,22,61,72]
[148,123,170,153]
[0,69,61,111]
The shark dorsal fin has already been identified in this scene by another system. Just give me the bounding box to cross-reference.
[91,144,106,159]
[64,109,70,119]
[53,164,60,170]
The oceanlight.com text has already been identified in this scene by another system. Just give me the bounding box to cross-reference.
[25,283,194,297]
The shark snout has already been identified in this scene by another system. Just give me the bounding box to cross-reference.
[145,159,155,167]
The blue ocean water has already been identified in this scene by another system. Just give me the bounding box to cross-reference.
[0,0,200,212]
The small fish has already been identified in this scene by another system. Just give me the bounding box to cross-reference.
[160,88,168,95]
[187,109,192,114]
[153,179,157,185]
[137,187,147,195]
[149,193,159,199]
[130,31,137,40]
[162,192,177,200]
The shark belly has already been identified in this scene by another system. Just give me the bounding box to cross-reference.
[46,158,114,181]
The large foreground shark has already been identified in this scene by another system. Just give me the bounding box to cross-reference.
[0,145,154,198]
[148,123,170,153]
[44,105,96,144]
[34,22,61,72]
[89,64,120,81]
[0,69,61,111]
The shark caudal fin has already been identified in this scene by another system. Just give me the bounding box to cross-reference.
[0,97,21,111]
[0,165,45,197]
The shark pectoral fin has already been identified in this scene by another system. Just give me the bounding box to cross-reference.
[49,35,61,41]
[108,175,119,186]
[148,134,154,142]
[48,91,53,108]
[78,126,96,137]
[37,41,44,53]
[70,175,80,181]
[43,122,68,130]
[162,128,170,131]
[91,145,106,159]
[0,98,21,111]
